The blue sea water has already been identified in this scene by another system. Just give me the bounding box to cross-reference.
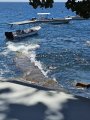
[0,2,90,98]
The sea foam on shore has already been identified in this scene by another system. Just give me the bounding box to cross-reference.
[6,41,60,90]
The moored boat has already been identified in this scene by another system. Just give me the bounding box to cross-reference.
[5,21,41,40]
[67,15,86,20]
[5,26,41,40]
[36,13,72,24]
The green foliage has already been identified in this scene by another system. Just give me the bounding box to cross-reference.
[65,0,90,18]
[29,0,90,18]
[29,0,54,9]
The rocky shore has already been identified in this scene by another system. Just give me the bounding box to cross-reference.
[14,52,63,90]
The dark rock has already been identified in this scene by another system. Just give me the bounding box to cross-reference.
[76,82,90,88]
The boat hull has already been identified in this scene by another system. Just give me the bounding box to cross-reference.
[35,13,71,24]
[48,19,70,24]
[67,16,86,20]
[5,26,41,40]
[31,18,71,24]
[14,31,38,39]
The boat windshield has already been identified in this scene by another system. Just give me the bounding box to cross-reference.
[37,13,50,20]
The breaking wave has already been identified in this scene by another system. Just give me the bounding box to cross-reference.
[7,41,49,78]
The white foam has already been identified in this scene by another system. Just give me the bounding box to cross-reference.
[30,51,49,78]
[7,42,40,54]
[7,42,49,78]
[53,77,58,82]
[86,41,90,47]
[0,49,10,56]
[0,63,10,75]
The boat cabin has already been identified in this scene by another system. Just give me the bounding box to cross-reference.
[37,13,51,20]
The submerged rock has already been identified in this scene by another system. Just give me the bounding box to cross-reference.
[14,52,62,90]
[76,82,90,88]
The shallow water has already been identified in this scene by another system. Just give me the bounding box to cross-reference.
[0,2,90,98]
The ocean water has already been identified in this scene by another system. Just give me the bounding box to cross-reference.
[0,2,90,98]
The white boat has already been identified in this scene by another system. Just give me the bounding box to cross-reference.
[34,13,72,24]
[5,21,41,40]
[67,15,86,20]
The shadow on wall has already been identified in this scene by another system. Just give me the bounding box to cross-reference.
[61,97,90,120]
[2,97,90,120]
[6,102,47,120]
[0,82,90,120]
[0,88,11,94]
